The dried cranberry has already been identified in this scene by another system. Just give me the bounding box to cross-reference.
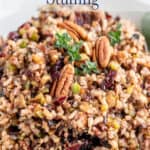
[51,70,60,80]
[8,31,20,41]
[100,70,117,90]
[25,70,34,78]
[105,12,112,20]
[50,58,64,80]
[75,13,84,26]
[54,96,66,105]
[18,22,31,30]
[67,144,81,150]
[0,52,5,57]
[75,12,92,26]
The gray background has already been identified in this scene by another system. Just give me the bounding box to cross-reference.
[0,0,150,36]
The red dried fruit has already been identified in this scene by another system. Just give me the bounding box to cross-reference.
[73,11,105,26]
[67,144,81,150]
[75,12,92,26]
[18,22,31,30]
[0,52,5,57]
[100,70,117,90]
[105,12,112,20]
[54,96,66,105]
[8,31,20,41]
[50,58,64,80]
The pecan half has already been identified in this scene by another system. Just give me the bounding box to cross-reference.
[50,64,74,98]
[58,21,87,40]
[93,36,113,68]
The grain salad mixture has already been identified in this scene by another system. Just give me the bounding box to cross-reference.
[0,5,150,150]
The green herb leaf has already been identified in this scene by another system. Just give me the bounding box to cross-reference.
[68,41,82,62]
[75,61,99,75]
[81,61,99,74]
[75,67,82,75]
[55,32,71,49]
[108,24,122,46]
[55,32,83,62]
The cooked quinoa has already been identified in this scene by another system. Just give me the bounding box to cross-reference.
[0,5,150,150]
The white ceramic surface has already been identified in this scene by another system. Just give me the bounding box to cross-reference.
[0,0,149,37]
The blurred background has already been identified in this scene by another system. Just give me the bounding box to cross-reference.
[0,0,150,45]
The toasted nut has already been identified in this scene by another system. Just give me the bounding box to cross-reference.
[49,50,60,64]
[58,21,87,40]
[64,21,87,40]
[94,36,113,68]
[50,64,74,98]
[58,22,79,41]
[68,30,79,42]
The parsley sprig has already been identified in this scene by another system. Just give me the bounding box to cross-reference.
[55,32,82,62]
[55,32,71,49]
[67,41,82,62]
[55,33,99,75]
[75,61,99,75]
[108,24,122,46]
